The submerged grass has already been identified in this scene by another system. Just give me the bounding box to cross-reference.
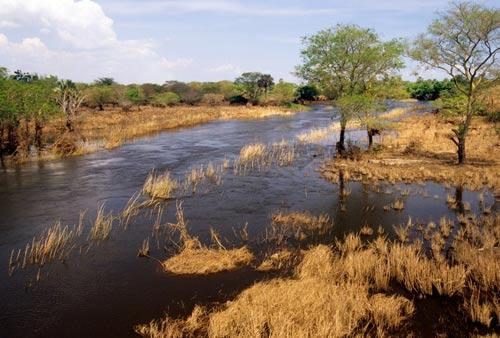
[143,170,179,200]
[162,202,254,275]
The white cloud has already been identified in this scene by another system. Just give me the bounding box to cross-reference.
[0,0,116,49]
[0,20,19,28]
[0,33,192,83]
[0,0,192,83]
[208,64,242,74]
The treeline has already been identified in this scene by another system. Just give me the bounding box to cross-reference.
[75,73,320,110]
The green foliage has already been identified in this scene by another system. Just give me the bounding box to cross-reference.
[0,67,8,78]
[296,85,318,101]
[152,92,181,107]
[85,85,118,110]
[229,95,248,105]
[267,80,297,105]
[163,81,201,105]
[296,24,405,99]
[235,72,274,104]
[94,77,115,86]
[336,94,379,127]
[369,76,410,100]
[124,85,145,105]
[11,70,39,83]
[406,78,454,100]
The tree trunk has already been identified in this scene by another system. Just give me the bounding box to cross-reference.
[367,128,373,149]
[34,119,43,155]
[457,137,465,164]
[336,126,346,155]
[456,94,473,165]
[6,123,18,154]
[455,185,464,213]
[66,116,74,133]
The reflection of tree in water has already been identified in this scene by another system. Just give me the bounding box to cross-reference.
[338,169,346,212]
[455,185,464,214]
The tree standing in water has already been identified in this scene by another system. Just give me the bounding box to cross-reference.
[296,24,404,154]
[409,1,499,164]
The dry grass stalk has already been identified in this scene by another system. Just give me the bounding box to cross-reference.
[269,210,333,242]
[143,170,179,200]
[162,202,253,275]
[138,237,150,257]
[256,249,296,272]
[391,199,405,210]
[8,219,84,276]
[360,225,374,236]
[89,204,113,241]
[234,140,296,174]
[121,193,142,228]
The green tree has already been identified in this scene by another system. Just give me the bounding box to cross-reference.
[408,1,499,164]
[296,24,404,153]
[124,85,145,106]
[85,85,116,110]
[152,92,181,107]
[94,77,115,86]
[235,72,274,104]
[268,80,297,105]
[296,85,318,102]
[336,94,384,149]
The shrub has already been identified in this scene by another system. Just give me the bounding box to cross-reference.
[152,92,181,107]
[201,93,225,106]
[296,84,318,101]
[229,95,248,105]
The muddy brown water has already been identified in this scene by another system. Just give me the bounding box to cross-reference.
[0,104,496,337]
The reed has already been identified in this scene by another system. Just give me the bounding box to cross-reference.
[143,170,179,200]
[89,204,113,241]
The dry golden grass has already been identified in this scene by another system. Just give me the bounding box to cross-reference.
[234,140,295,174]
[8,220,82,275]
[268,210,333,242]
[256,249,297,272]
[321,113,500,192]
[163,246,254,275]
[43,105,302,157]
[137,212,499,336]
[161,202,254,275]
[89,204,113,240]
[138,244,415,337]
[143,170,179,200]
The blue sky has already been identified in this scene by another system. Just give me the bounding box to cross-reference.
[0,0,497,84]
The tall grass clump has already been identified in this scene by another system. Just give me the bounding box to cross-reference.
[143,170,179,200]
[89,204,114,241]
[162,202,253,275]
[8,216,84,276]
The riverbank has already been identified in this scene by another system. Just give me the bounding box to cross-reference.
[321,113,500,193]
[7,104,307,165]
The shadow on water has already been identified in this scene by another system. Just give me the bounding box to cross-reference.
[0,103,496,337]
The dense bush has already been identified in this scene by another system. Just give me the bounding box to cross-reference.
[229,95,248,105]
[406,78,454,100]
[152,92,181,107]
[267,80,297,105]
[201,93,226,106]
[296,85,318,102]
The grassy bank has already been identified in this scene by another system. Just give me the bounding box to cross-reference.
[321,113,500,193]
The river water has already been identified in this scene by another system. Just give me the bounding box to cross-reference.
[0,104,494,337]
